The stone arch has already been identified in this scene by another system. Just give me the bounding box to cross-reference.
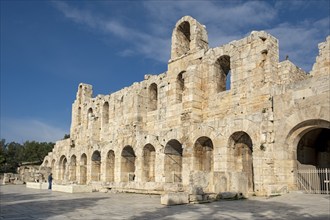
[176,71,185,103]
[194,136,213,172]
[164,139,183,183]
[91,150,101,181]
[80,153,87,184]
[286,119,330,168]
[44,160,49,167]
[148,83,158,111]
[174,21,191,57]
[102,102,109,127]
[59,155,67,182]
[121,146,136,182]
[105,150,115,182]
[51,159,55,173]
[228,131,254,193]
[69,155,77,182]
[77,107,81,126]
[215,55,231,92]
[87,108,93,129]
[170,16,208,60]
[142,144,156,182]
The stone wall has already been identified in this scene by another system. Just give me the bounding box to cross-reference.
[41,16,330,197]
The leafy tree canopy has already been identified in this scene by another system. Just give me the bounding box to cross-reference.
[0,139,54,173]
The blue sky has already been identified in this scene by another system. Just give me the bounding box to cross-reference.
[1,0,329,143]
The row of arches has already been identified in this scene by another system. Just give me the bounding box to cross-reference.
[48,132,254,192]
[77,59,231,129]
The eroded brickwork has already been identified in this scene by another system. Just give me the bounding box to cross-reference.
[42,16,330,197]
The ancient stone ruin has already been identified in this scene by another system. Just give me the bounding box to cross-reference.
[39,16,330,203]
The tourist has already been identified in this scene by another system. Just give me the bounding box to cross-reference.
[48,173,53,190]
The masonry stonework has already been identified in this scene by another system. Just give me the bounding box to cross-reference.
[41,16,330,197]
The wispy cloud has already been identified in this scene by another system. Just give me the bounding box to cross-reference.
[52,1,329,71]
[52,1,170,62]
[1,117,68,143]
[267,17,330,71]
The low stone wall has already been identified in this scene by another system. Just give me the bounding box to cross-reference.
[52,184,93,193]
[26,182,49,190]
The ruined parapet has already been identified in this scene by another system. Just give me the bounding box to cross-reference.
[170,15,208,61]
[310,36,330,77]
[277,60,309,84]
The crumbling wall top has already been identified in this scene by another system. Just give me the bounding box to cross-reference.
[170,16,209,61]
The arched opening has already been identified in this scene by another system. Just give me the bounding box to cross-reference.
[102,102,109,127]
[142,144,156,182]
[80,153,87,184]
[91,151,101,181]
[228,132,254,193]
[176,21,191,57]
[106,150,115,182]
[194,137,213,172]
[215,55,231,92]
[121,146,136,182]
[69,155,77,182]
[176,72,185,103]
[77,107,81,126]
[164,139,183,183]
[51,159,55,173]
[148,83,158,111]
[44,160,49,167]
[59,155,67,182]
[288,120,330,193]
[87,108,93,129]
[297,128,330,168]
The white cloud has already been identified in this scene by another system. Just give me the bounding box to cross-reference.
[52,1,329,71]
[266,17,329,71]
[0,117,68,143]
[52,1,170,62]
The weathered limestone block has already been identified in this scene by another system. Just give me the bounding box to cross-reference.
[161,192,189,205]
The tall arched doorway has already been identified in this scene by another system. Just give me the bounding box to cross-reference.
[69,155,77,182]
[142,144,156,182]
[59,155,67,182]
[91,151,101,181]
[288,119,330,193]
[164,139,183,183]
[194,136,213,172]
[106,150,115,182]
[80,153,87,184]
[228,132,254,193]
[121,146,136,182]
[297,128,330,168]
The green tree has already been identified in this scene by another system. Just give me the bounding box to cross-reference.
[22,141,54,163]
[0,139,55,173]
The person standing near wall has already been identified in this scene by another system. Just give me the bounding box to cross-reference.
[48,173,53,189]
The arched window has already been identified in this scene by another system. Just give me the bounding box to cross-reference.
[177,72,185,103]
[77,107,81,126]
[87,108,93,129]
[102,102,109,126]
[176,21,191,57]
[148,83,158,111]
[215,55,231,92]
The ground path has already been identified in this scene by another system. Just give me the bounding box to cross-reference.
[0,185,329,219]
